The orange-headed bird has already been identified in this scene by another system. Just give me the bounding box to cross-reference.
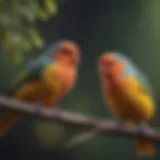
[0,40,80,136]
[98,52,156,157]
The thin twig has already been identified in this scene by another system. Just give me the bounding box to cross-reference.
[0,95,160,143]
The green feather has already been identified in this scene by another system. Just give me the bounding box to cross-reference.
[8,57,54,96]
[7,40,73,96]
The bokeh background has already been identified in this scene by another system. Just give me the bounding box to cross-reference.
[0,0,160,160]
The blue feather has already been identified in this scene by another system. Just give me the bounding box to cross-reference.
[111,52,153,96]
[9,40,72,95]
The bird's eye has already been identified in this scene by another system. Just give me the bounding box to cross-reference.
[107,61,116,66]
[101,60,116,67]
[60,48,71,55]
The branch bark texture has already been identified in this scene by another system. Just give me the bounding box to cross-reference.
[0,95,160,143]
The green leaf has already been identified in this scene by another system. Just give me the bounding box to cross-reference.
[18,6,36,22]
[12,0,20,7]
[44,0,58,15]
[5,31,23,47]
[18,0,40,22]
[28,28,44,48]
[0,14,12,26]
[32,36,44,49]
[11,48,23,65]
[38,9,50,20]
[21,38,32,51]
[0,0,58,65]
[0,26,5,41]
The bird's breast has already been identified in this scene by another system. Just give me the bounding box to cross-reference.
[104,83,144,122]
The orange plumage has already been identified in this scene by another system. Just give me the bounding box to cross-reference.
[0,40,80,136]
[98,52,156,157]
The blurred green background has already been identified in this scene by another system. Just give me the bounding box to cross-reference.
[0,0,160,160]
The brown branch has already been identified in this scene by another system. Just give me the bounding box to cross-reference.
[0,95,160,143]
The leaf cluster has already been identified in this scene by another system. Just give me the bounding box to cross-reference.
[0,0,58,64]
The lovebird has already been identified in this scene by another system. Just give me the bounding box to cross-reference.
[98,52,156,157]
[0,40,80,136]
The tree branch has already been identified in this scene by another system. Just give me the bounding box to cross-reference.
[0,95,160,143]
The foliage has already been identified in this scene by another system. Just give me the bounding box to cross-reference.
[0,0,58,64]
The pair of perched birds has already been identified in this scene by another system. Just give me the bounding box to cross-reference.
[1,40,156,157]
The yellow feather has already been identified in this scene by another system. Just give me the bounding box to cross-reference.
[104,76,156,157]
[0,63,66,135]
[105,76,155,122]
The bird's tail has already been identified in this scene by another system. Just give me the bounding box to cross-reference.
[133,138,156,157]
[133,120,156,157]
[0,112,21,136]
